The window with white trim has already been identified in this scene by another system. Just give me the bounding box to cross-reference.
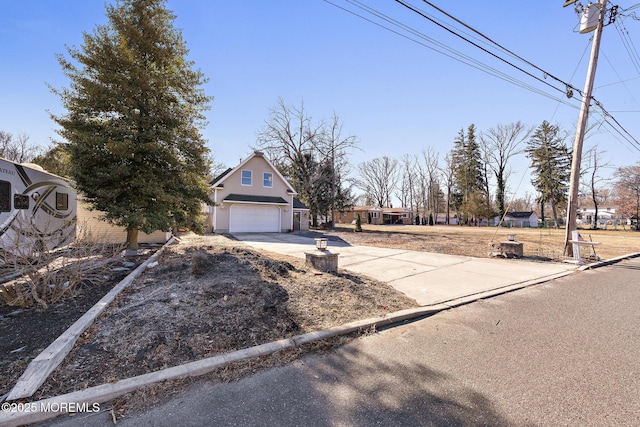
[371,212,379,218]
[263,172,273,188]
[241,170,252,186]
[402,213,409,218]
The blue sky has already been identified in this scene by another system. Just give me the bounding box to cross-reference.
[1,1,639,200]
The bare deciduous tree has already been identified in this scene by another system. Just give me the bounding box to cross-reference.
[481,121,531,217]
[357,156,399,208]
[399,154,418,219]
[0,131,42,163]
[316,111,359,227]
[256,99,358,226]
[614,162,640,231]
[510,192,535,213]
[440,151,456,225]
[422,148,440,224]
[580,145,611,229]
[256,98,323,167]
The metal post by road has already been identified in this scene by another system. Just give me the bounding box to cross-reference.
[564,0,608,256]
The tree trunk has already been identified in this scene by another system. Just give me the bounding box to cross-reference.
[496,174,505,217]
[126,227,139,251]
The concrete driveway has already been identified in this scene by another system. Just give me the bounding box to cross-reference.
[233,233,577,306]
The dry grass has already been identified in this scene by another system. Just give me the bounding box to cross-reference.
[31,234,417,409]
[325,224,640,261]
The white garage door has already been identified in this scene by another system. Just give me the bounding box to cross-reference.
[229,205,281,233]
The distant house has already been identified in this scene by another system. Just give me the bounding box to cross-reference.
[495,211,538,228]
[576,206,617,225]
[334,206,413,225]
[335,206,382,225]
[207,151,309,233]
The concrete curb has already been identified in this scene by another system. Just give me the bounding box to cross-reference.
[5,239,176,402]
[577,251,640,271]
[2,252,638,426]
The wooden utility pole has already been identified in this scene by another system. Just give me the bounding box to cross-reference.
[564,0,608,256]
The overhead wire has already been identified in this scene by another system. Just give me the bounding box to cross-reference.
[392,0,577,99]
[601,50,638,103]
[613,19,640,73]
[325,0,582,109]
[323,0,639,153]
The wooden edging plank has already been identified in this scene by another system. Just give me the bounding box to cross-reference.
[5,239,175,401]
[0,306,441,427]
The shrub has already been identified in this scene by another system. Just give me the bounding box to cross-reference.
[0,220,125,309]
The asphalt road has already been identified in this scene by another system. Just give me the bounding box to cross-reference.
[44,257,640,427]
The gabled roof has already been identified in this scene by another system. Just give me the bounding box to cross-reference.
[210,151,297,195]
[210,168,233,186]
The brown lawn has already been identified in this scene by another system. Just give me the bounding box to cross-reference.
[322,224,640,261]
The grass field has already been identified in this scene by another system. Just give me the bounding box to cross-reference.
[327,224,640,262]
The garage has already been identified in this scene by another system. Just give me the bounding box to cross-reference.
[229,204,281,233]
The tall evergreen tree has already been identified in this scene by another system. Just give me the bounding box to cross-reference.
[526,121,571,228]
[451,124,486,224]
[51,0,212,250]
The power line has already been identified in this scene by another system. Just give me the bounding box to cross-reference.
[325,0,582,108]
[323,0,639,153]
[392,0,576,98]
[613,19,640,73]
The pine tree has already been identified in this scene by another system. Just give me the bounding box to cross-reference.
[526,121,571,228]
[51,0,212,250]
[451,124,486,224]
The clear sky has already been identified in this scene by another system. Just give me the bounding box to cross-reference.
[1,1,639,201]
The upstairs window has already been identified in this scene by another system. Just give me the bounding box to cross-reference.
[263,172,273,188]
[241,170,252,186]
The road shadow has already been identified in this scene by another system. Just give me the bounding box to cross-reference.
[71,338,526,427]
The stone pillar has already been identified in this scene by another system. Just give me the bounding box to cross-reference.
[305,250,339,272]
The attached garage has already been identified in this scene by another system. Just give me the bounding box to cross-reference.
[229,205,281,233]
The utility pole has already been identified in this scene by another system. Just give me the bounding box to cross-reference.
[564,0,608,256]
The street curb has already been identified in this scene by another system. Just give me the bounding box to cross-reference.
[4,239,176,402]
[2,252,638,426]
[577,252,640,271]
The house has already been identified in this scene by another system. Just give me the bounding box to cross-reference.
[208,151,309,233]
[495,211,539,228]
[334,206,413,225]
[576,206,617,225]
[76,199,172,245]
[382,207,413,224]
[335,206,382,225]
